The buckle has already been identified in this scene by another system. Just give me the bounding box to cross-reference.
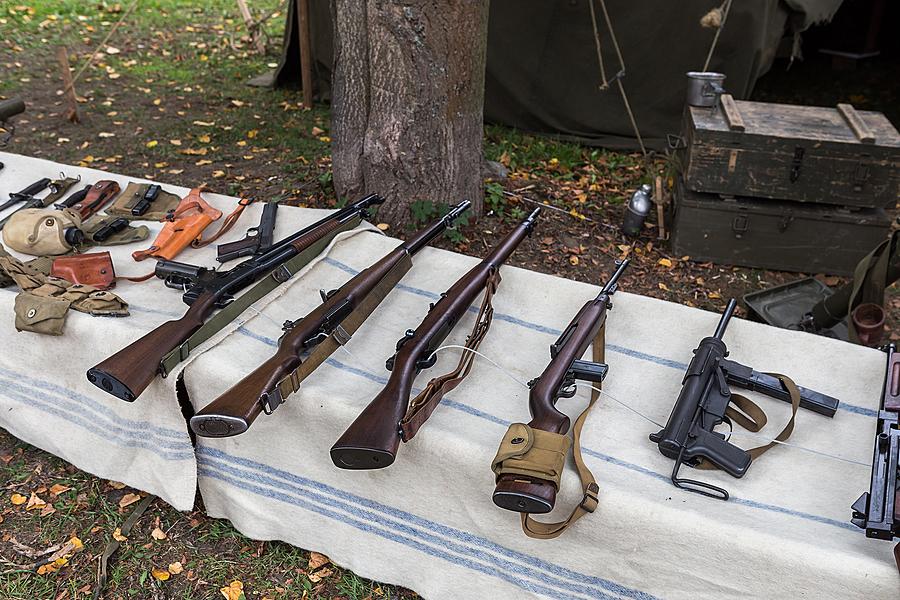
[580,482,599,513]
[332,324,352,346]
[260,388,284,415]
[272,264,292,283]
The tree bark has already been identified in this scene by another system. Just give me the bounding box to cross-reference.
[331,0,489,225]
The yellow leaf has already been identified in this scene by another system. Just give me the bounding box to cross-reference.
[657,258,673,268]
[231,100,245,107]
[236,140,247,147]
[82,155,95,163]
[151,527,166,540]
[108,481,126,489]
[112,528,127,542]
[658,282,669,291]
[70,537,83,550]
[169,169,185,175]
[152,98,161,106]
[708,291,722,299]
[307,551,330,570]
[247,129,258,139]
[198,134,211,143]
[155,162,169,168]
[119,493,141,508]
[108,72,121,79]
[193,120,215,127]
[242,155,254,160]
[220,580,244,600]
[26,492,47,510]
[317,136,331,143]
[196,159,212,166]
[569,255,579,266]
[308,567,333,583]
[376,223,389,231]
[152,568,170,581]
[168,561,184,575]
[212,170,226,178]
[145,140,158,148]
[10,493,27,505]
[169,139,182,146]
[179,147,208,156]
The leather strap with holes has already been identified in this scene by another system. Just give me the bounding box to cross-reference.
[192,197,254,248]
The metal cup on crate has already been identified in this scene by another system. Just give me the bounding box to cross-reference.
[686,72,726,108]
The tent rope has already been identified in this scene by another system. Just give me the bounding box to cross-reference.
[588,0,647,155]
[702,0,733,72]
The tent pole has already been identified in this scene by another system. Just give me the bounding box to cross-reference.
[297,0,313,108]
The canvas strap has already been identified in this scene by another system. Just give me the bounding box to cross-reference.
[399,268,501,441]
[266,252,414,409]
[518,324,606,540]
[695,372,800,469]
[157,215,362,376]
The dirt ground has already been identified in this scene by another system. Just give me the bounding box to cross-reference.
[1,2,898,600]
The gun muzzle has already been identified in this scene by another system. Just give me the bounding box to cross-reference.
[0,97,25,122]
[600,258,630,295]
[443,199,472,224]
[713,298,738,340]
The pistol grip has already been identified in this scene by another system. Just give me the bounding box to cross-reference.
[686,427,752,478]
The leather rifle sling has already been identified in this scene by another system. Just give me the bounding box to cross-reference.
[399,268,501,441]
[191,197,254,248]
[520,324,605,540]
[694,372,801,469]
[157,216,363,377]
[268,252,414,405]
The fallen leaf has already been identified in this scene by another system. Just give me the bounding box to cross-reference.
[40,504,56,517]
[231,100,245,107]
[112,528,127,542]
[308,567,333,583]
[155,162,169,168]
[152,98,162,106]
[26,493,47,510]
[108,481,126,490]
[151,527,166,540]
[307,551,330,570]
[152,568,170,581]
[105,46,120,54]
[169,139,182,146]
[220,580,244,600]
[108,72,121,79]
[195,159,212,166]
[376,223,389,231]
[193,120,215,127]
[708,291,722,299]
[145,140,158,149]
[98,132,115,138]
[311,126,324,136]
[658,282,669,291]
[179,147,208,155]
[119,493,141,508]
[212,170,226,178]
[10,493,27,505]
[168,561,183,575]
[657,258,673,268]
[169,169,185,175]
[317,136,331,143]
[246,129,258,139]
[198,134,211,143]
[569,255,579,266]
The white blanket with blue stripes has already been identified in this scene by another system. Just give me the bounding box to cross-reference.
[1,152,895,599]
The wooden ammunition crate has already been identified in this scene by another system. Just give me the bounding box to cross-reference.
[681,97,900,208]
[670,178,892,276]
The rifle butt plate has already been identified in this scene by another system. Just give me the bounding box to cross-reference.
[330,446,395,470]
[190,415,249,438]
[86,368,137,402]
[492,477,556,514]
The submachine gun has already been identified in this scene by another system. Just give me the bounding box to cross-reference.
[650,298,840,500]
[851,344,900,572]
[87,194,384,402]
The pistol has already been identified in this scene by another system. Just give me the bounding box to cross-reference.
[216,201,278,263]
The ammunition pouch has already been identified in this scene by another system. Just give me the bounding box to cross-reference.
[107,182,182,222]
[14,293,70,336]
[82,216,150,247]
[492,423,572,490]
[2,208,83,255]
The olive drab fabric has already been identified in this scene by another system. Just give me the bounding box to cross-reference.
[491,423,572,490]
[0,246,128,335]
[2,207,83,256]
[107,182,182,222]
[81,215,150,247]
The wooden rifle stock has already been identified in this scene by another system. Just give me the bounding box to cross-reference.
[331,208,541,470]
[492,259,628,514]
[191,201,471,437]
[87,195,384,402]
[87,292,218,402]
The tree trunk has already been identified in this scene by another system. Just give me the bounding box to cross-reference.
[331,0,489,225]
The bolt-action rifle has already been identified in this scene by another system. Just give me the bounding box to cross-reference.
[331,208,541,470]
[851,343,900,572]
[490,259,627,538]
[650,298,840,500]
[190,201,471,438]
[86,194,385,402]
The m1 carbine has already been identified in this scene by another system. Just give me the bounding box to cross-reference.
[190,201,471,438]
[331,208,540,470]
[851,343,900,571]
[0,174,80,230]
[650,298,840,500]
[491,259,627,539]
[87,194,385,402]
[216,201,278,263]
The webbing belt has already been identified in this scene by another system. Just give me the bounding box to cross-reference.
[519,324,605,539]
[695,371,801,469]
[264,252,414,411]
[399,268,501,441]
[158,216,362,377]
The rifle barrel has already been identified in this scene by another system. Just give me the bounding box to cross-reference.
[600,258,630,294]
[713,299,738,340]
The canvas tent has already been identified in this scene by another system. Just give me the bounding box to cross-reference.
[267,0,842,150]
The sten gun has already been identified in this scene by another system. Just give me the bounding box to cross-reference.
[87,194,385,402]
[0,174,80,230]
[491,259,627,537]
[331,208,540,470]
[851,343,900,571]
[650,298,840,500]
[190,201,471,438]
[216,200,278,263]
